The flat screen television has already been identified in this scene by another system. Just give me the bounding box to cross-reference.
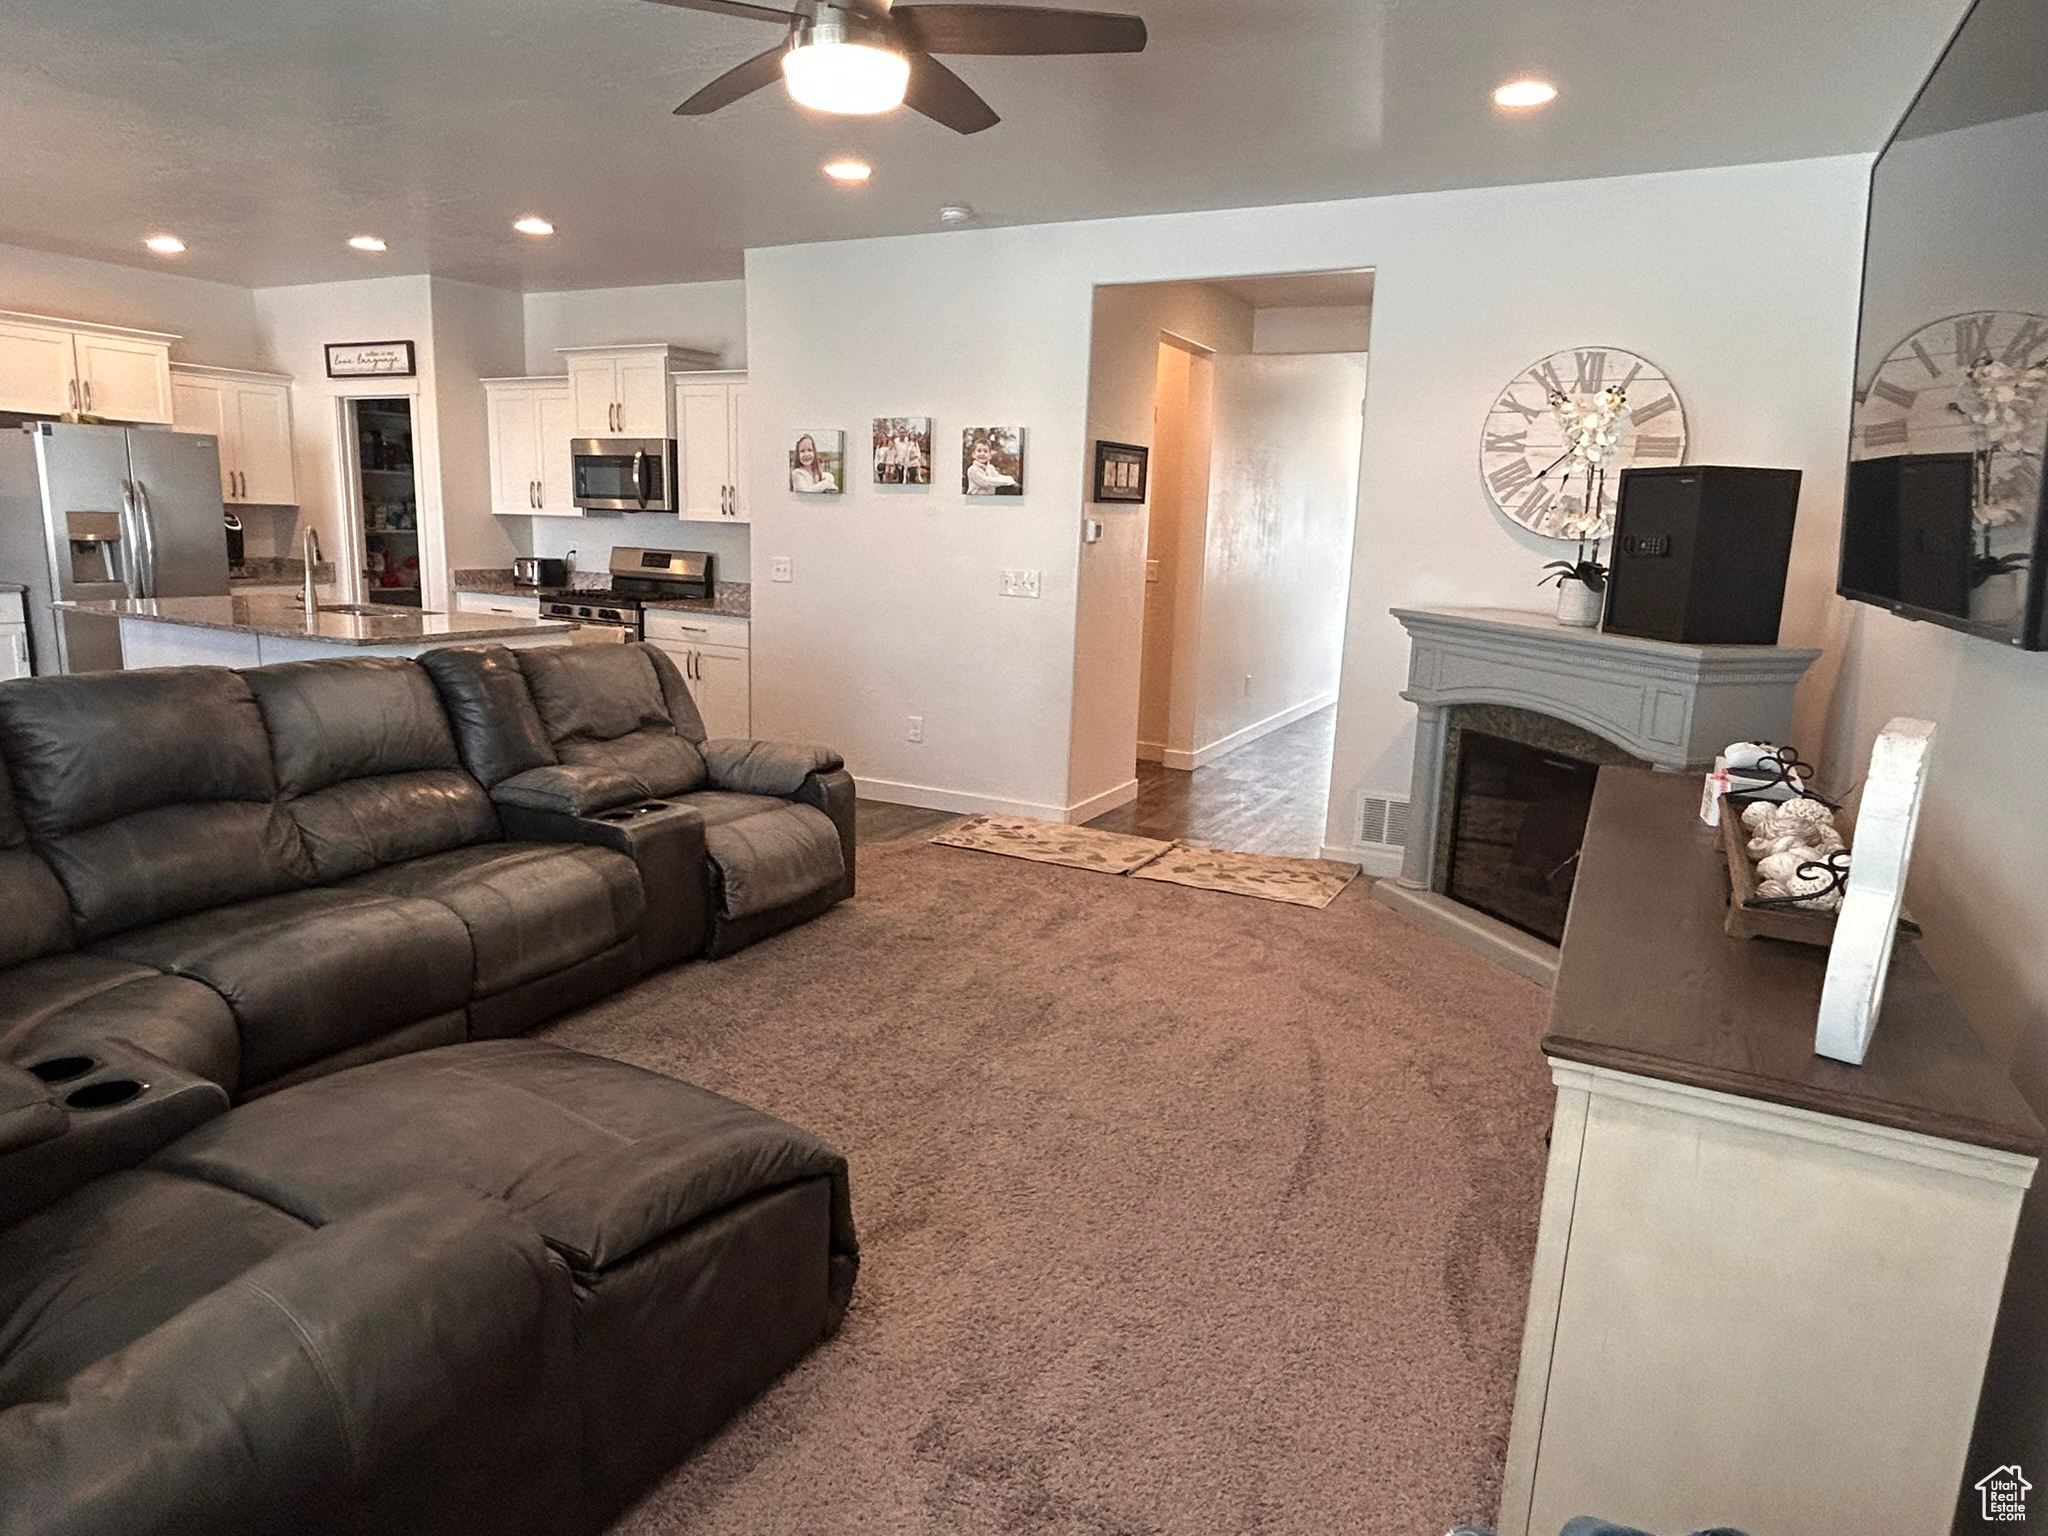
[1844,0,2048,648]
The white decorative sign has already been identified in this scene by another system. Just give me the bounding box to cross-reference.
[1815,717,1936,1065]
[324,341,416,379]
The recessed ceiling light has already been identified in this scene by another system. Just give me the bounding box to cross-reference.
[1493,78,1558,109]
[142,233,186,256]
[823,158,873,183]
[938,204,976,225]
[512,215,555,236]
[347,234,388,253]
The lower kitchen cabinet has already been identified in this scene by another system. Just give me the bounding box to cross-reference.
[642,608,749,738]
[0,591,29,680]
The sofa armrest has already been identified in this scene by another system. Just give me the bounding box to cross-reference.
[0,1190,579,1536]
[491,762,649,818]
[496,802,711,973]
[791,768,857,901]
[701,740,845,798]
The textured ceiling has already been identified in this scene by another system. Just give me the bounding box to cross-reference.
[0,0,1971,292]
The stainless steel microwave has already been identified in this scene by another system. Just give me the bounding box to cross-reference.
[571,438,676,512]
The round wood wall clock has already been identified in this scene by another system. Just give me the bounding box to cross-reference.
[1854,310,2048,457]
[1479,347,1688,540]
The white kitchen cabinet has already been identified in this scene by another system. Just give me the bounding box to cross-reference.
[0,312,177,423]
[675,373,749,522]
[483,377,579,516]
[0,590,28,681]
[454,590,543,618]
[643,608,750,738]
[558,345,719,438]
[171,364,298,505]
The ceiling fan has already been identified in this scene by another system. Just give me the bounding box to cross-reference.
[646,0,1148,135]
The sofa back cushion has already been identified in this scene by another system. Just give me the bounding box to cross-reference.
[243,658,499,882]
[417,646,557,787]
[516,645,708,797]
[0,669,310,941]
[0,755,71,969]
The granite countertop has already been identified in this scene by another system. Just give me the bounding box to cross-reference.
[230,557,337,587]
[452,568,751,619]
[57,595,574,646]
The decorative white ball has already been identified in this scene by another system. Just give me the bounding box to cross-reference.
[1765,798,1835,838]
[1740,800,1775,830]
[1756,878,1791,899]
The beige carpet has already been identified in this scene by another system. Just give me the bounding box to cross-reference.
[546,833,1551,1536]
[932,815,1359,908]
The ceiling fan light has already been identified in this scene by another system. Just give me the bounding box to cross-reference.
[782,39,910,116]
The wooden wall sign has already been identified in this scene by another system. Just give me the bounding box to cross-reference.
[325,341,417,379]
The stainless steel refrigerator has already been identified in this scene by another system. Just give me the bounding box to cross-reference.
[0,421,230,674]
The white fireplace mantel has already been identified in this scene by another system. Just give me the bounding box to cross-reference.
[1380,606,1820,981]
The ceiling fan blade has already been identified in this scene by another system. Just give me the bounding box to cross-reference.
[642,0,800,23]
[673,43,790,114]
[890,4,1146,56]
[903,51,1001,133]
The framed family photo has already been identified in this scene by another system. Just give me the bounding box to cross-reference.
[789,429,845,494]
[962,427,1025,497]
[1092,441,1149,503]
[872,417,934,486]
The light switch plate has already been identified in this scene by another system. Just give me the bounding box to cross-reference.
[769,557,793,583]
[1000,569,1041,599]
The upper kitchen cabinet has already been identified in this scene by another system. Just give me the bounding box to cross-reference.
[483,376,579,517]
[0,312,177,423]
[675,372,749,522]
[170,364,298,505]
[560,344,717,438]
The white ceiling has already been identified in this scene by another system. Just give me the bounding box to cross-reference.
[0,0,1972,293]
[1208,271,1374,311]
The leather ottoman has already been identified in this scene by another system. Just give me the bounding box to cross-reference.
[150,1038,859,1525]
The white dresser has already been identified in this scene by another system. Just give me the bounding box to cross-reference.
[1500,769,2040,1536]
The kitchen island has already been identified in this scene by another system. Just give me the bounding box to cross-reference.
[58,594,575,668]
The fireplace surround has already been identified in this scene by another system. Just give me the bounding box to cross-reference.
[1376,606,1819,982]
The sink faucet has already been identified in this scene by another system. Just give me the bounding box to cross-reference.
[301,527,323,615]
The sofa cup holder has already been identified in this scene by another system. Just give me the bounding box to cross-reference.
[28,1054,98,1085]
[598,801,671,823]
[65,1077,147,1111]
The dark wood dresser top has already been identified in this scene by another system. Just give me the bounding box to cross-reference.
[1544,768,2043,1156]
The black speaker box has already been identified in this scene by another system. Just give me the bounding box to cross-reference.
[1602,465,1802,645]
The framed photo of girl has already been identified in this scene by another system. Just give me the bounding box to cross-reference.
[962,427,1025,497]
[873,417,933,486]
[1092,440,1149,503]
[789,429,844,494]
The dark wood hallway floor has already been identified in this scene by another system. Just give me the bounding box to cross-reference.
[856,706,1337,859]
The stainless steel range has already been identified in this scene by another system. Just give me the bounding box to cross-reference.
[541,547,713,637]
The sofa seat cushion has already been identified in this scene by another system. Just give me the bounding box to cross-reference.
[93,888,473,1091]
[677,795,846,921]
[151,1039,857,1298]
[344,843,644,998]
[0,954,239,1092]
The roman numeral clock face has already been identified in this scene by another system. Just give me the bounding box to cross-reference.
[1854,310,2048,455]
[1480,347,1688,539]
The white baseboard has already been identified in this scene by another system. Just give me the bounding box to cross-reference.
[1065,777,1139,824]
[854,777,1068,821]
[1320,840,1404,878]
[1135,741,1166,764]
[1158,692,1338,772]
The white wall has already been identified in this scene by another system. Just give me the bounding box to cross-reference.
[429,277,526,575]
[1815,108,2048,1493]
[0,239,269,370]
[1077,281,1252,812]
[1187,352,1362,764]
[1253,305,1373,355]
[742,156,1869,827]
[522,279,747,375]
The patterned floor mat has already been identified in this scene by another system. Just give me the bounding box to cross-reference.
[930,815,1172,874]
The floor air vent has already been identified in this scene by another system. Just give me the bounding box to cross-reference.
[1358,794,1410,849]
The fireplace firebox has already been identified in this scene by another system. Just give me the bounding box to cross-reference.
[1445,732,1600,945]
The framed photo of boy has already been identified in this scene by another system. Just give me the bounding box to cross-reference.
[962,427,1025,496]
[1093,441,1149,504]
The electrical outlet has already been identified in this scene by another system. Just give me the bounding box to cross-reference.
[770,557,792,583]
[1000,569,1042,599]
[907,715,924,743]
